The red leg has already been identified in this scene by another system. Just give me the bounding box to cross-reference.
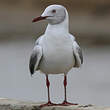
[59,74,78,106]
[40,75,56,108]
[46,74,51,103]
[40,74,78,108]
[64,75,67,102]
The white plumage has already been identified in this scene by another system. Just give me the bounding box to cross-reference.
[29,5,83,75]
[29,4,83,107]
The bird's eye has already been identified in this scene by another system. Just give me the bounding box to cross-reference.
[52,9,56,13]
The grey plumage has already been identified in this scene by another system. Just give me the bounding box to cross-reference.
[74,46,83,67]
[29,5,83,106]
[29,4,83,76]
[78,47,83,64]
[72,40,83,67]
[29,50,37,75]
[29,45,42,75]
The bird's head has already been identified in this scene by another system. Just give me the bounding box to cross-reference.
[32,5,67,25]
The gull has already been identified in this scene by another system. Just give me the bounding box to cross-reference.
[29,4,83,107]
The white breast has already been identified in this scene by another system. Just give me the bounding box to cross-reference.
[39,33,75,74]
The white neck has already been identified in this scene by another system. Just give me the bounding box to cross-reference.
[45,10,69,34]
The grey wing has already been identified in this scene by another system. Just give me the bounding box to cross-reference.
[73,41,83,67]
[29,45,42,75]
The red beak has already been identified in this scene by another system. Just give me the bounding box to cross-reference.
[32,16,47,23]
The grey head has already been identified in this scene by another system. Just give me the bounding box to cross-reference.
[32,5,67,25]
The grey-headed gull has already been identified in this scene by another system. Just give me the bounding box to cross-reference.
[29,4,83,107]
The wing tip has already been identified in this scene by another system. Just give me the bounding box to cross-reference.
[29,55,36,76]
[29,64,35,76]
[29,51,37,76]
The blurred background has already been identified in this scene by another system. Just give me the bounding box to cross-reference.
[0,0,110,106]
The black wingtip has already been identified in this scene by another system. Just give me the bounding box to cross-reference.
[29,63,34,76]
[29,48,39,77]
[29,53,37,77]
[29,57,35,76]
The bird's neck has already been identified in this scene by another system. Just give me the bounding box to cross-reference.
[45,10,69,34]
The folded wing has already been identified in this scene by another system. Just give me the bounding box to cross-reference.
[73,41,83,67]
[70,34,83,67]
[29,45,42,75]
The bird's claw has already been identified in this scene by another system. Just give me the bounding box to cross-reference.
[39,101,78,108]
[58,100,78,106]
[39,101,57,108]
